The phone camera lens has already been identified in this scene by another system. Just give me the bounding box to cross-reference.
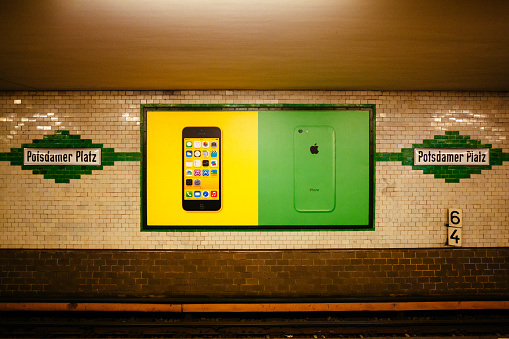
[298,129,303,133]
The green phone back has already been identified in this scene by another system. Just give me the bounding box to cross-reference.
[294,126,336,212]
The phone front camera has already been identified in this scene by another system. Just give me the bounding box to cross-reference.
[298,129,303,133]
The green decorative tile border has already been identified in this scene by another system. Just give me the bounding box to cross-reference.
[376,131,509,183]
[0,131,141,183]
[4,129,507,185]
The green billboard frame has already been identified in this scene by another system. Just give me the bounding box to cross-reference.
[141,104,375,231]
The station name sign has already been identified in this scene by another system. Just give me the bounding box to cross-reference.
[414,148,489,166]
[24,148,101,166]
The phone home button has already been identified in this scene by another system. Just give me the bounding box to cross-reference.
[199,203,205,210]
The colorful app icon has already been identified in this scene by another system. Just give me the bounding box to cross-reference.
[186,141,192,147]
[186,150,192,157]
[202,141,209,148]
[211,150,217,157]
[185,191,193,197]
[210,169,218,176]
[202,160,209,167]
[202,190,209,198]
[211,160,217,167]
[194,179,201,185]
[185,179,193,186]
[211,191,218,197]
[211,141,217,147]
[186,161,193,167]
[186,170,193,176]
[194,141,201,148]
[194,191,201,197]
[202,150,209,157]
[194,169,201,176]
[194,160,201,167]
[194,150,201,157]
[202,169,209,176]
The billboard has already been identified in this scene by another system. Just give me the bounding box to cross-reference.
[142,105,374,231]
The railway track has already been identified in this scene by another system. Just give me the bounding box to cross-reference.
[1,310,508,338]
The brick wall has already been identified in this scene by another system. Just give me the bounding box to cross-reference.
[1,249,507,299]
[0,90,508,249]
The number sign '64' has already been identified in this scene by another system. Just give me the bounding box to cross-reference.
[447,208,462,247]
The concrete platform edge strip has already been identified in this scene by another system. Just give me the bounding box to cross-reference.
[0,301,508,312]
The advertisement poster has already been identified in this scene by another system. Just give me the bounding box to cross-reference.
[143,106,373,230]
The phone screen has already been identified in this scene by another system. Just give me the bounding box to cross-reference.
[182,127,221,211]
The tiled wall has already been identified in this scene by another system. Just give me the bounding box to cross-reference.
[1,90,508,249]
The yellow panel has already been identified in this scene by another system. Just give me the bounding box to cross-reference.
[147,111,258,226]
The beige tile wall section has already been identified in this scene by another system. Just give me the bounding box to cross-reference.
[0,90,507,249]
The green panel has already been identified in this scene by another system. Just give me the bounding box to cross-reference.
[258,111,370,226]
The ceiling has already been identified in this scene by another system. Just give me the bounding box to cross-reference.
[1,0,508,92]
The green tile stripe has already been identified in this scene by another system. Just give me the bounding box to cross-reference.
[376,131,509,183]
[0,131,141,183]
